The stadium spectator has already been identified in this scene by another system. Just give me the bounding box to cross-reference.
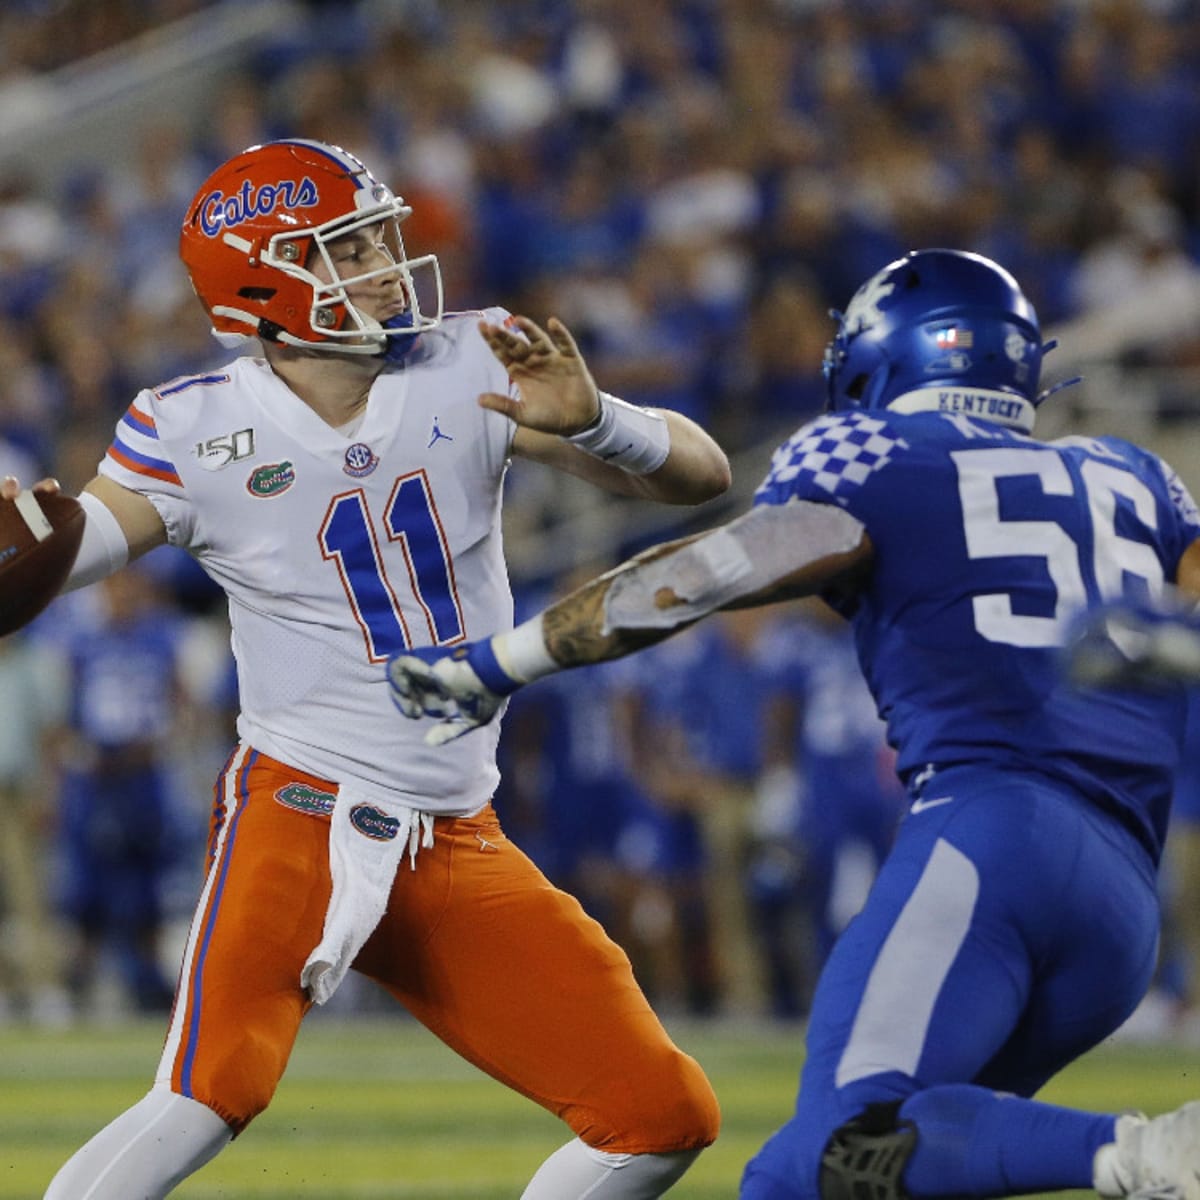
[491,568,656,932]
[45,568,186,1018]
[604,634,727,1016]
[0,630,70,1027]
[0,0,1197,493]
[31,138,726,1199]
[1056,182,1200,372]
[391,247,1200,1200]
[749,601,907,1018]
[611,608,791,1017]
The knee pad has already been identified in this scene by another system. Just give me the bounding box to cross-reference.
[819,1102,917,1200]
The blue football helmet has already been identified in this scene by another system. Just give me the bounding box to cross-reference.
[823,249,1047,432]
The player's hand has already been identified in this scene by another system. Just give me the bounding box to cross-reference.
[1,476,61,500]
[476,315,602,436]
[387,644,511,745]
[1064,599,1200,688]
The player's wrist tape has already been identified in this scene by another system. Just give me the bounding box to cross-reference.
[470,615,558,694]
[64,492,130,593]
[565,391,670,475]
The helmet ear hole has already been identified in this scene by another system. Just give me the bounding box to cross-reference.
[238,287,276,302]
[846,374,869,400]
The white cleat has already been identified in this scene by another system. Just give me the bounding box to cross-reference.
[1094,1105,1200,1200]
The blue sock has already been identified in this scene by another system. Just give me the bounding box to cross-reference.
[899,1084,1117,1196]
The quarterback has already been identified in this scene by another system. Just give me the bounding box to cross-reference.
[23,139,728,1199]
[392,249,1200,1200]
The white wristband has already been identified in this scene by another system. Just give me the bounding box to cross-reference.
[566,391,670,475]
[490,614,559,684]
[64,492,130,592]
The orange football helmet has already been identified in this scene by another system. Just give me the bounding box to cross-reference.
[179,139,443,355]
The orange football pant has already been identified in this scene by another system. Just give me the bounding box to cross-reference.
[158,745,720,1153]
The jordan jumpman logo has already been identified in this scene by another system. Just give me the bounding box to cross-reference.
[428,418,454,448]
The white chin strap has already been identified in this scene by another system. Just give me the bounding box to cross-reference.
[886,386,1036,432]
[209,308,386,356]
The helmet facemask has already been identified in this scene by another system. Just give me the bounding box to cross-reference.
[272,198,442,355]
[214,197,443,356]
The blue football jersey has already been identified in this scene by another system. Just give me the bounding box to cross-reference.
[753,409,1200,860]
[64,616,182,751]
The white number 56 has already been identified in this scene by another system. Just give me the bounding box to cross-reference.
[953,446,1163,648]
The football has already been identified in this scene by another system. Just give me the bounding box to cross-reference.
[0,490,85,636]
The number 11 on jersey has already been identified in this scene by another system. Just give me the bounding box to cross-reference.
[319,470,466,661]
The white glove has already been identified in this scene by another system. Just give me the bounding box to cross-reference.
[387,642,516,745]
[1065,600,1200,689]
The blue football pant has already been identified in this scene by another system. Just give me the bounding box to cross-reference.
[742,766,1160,1199]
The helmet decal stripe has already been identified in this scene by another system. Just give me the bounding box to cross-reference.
[272,138,368,185]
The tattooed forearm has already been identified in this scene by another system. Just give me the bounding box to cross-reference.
[540,513,871,670]
[543,537,701,667]
[542,576,616,665]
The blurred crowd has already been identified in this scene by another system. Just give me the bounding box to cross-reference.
[2,0,1200,1028]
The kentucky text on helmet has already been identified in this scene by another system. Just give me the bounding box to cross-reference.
[200,177,320,237]
[934,391,1026,421]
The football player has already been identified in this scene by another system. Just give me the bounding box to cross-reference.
[390,249,1200,1200]
[22,139,729,1199]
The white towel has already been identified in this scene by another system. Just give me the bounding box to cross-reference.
[301,783,434,1005]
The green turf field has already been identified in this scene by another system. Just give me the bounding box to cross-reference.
[3,1015,1199,1198]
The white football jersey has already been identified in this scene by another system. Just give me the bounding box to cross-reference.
[99,310,519,815]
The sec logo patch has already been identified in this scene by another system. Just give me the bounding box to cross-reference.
[343,443,379,478]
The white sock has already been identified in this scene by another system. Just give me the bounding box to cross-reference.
[521,1137,702,1199]
[44,1086,232,1199]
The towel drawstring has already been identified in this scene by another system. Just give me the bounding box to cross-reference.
[407,811,435,870]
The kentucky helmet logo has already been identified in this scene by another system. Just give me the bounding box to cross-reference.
[843,269,896,335]
[200,177,320,237]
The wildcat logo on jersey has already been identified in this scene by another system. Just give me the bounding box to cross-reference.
[195,428,255,471]
[199,177,319,237]
[1166,464,1200,526]
[343,443,379,478]
[247,461,296,497]
[349,803,400,841]
[274,782,337,817]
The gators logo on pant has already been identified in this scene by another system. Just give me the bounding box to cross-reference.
[349,803,400,841]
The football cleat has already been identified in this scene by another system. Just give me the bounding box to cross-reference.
[1094,1105,1200,1200]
